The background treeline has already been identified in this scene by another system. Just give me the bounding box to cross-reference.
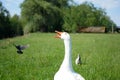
[0,0,116,39]
[0,1,23,39]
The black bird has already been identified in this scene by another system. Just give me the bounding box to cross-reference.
[14,44,29,54]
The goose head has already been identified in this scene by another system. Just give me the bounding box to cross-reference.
[55,31,70,40]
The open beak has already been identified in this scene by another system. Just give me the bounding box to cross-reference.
[55,30,63,38]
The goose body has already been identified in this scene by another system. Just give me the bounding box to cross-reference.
[54,31,85,80]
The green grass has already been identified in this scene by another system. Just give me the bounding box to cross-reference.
[0,33,120,80]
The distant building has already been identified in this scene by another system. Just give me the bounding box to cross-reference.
[78,27,106,33]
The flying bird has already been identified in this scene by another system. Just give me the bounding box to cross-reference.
[54,31,85,80]
[75,54,82,65]
[14,44,29,54]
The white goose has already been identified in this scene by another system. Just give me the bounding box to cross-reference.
[54,31,85,80]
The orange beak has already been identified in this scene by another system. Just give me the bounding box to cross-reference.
[55,30,63,38]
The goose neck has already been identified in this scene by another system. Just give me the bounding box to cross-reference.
[60,39,73,70]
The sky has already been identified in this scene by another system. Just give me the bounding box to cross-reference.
[1,0,120,26]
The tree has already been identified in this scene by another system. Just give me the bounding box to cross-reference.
[0,1,23,39]
[21,0,69,33]
[21,0,116,33]
[0,1,11,38]
[62,2,116,32]
[10,14,23,36]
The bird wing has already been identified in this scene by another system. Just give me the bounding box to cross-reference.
[20,44,29,50]
[14,44,21,50]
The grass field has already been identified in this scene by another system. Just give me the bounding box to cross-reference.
[0,33,120,80]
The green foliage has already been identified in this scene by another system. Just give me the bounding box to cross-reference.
[21,0,68,32]
[0,1,23,39]
[63,2,116,32]
[23,21,35,34]
[0,1,11,38]
[45,0,69,8]
[21,1,116,33]
[10,15,23,36]
[0,33,120,80]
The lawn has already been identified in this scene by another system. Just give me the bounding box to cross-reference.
[0,33,120,80]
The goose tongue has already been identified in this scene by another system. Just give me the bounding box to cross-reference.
[55,30,63,38]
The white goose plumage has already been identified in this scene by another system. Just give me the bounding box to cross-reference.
[54,31,85,80]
